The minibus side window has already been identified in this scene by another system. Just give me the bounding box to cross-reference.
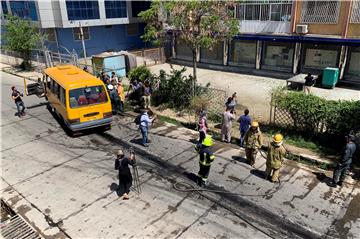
[60,87,66,106]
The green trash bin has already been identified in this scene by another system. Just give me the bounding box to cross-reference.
[322,67,339,89]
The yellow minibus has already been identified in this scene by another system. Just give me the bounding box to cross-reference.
[27,65,112,132]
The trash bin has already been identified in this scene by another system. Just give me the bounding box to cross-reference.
[322,67,339,89]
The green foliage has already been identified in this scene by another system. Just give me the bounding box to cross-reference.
[128,66,154,83]
[139,0,239,83]
[152,65,208,110]
[207,111,222,123]
[189,95,211,115]
[3,15,42,70]
[273,89,360,136]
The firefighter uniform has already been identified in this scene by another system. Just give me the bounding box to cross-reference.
[196,135,215,187]
[244,122,263,166]
[265,134,286,182]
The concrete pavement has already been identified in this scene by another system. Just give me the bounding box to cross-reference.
[1,71,270,238]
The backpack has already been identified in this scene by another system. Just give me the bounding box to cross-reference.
[134,113,143,125]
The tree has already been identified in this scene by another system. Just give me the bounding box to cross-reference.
[139,0,239,95]
[3,15,42,70]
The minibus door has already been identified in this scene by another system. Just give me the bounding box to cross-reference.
[23,76,45,98]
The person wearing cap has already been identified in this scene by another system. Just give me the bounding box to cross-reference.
[265,134,286,183]
[108,84,121,115]
[114,149,136,200]
[330,135,357,187]
[195,135,216,187]
[243,121,263,166]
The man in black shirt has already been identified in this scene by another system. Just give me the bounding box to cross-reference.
[304,73,315,94]
[11,86,26,117]
[114,149,136,199]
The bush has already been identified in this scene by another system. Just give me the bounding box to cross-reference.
[152,65,208,110]
[273,89,360,136]
[128,66,154,83]
[189,95,211,115]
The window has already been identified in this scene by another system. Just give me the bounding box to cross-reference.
[66,0,100,20]
[105,0,127,19]
[60,87,66,106]
[131,1,151,18]
[73,27,90,41]
[126,24,138,36]
[236,1,292,22]
[69,86,108,108]
[350,0,360,23]
[9,1,38,21]
[1,1,8,16]
[300,1,340,23]
[44,29,56,42]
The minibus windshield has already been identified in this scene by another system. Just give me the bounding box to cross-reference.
[69,85,108,108]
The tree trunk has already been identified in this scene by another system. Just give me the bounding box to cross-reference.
[192,48,197,97]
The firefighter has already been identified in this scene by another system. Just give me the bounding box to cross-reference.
[243,121,263,166]
[330,135,357,187]
[195,135,215,187]
[265,134,286,183]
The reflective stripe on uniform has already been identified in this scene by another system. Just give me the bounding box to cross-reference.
[209,155,215,160]
[199,160,211,166]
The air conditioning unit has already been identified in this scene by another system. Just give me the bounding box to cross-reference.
[296,24,308,34]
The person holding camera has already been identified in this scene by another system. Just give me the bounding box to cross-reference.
[115,149,136,200]
[11,86,26,117]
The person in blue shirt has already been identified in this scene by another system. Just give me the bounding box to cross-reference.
[238,109,252,147]
[139,109,156,147]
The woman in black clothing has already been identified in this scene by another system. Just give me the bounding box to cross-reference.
[115,150,136,200]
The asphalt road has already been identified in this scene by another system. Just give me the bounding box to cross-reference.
[0,72,271,238]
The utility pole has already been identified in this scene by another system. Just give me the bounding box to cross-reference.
[79,22,88,65]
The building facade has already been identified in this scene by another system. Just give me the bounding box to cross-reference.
[0,0,151,56]
[172,0,360,84]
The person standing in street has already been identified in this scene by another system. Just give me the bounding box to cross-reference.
[265,134,286,183]
[111,71,118,84]
[225,92,237,111]
[221,108,236,143]
[108,85,121,114]
[198,110,208,143]
[114,149,136,200]
[195,135,215,187]
[243,121,263,166]
[330,135,357,187]
[11,86,26,117]
[139,109,156,147]
[238,109,251,147]
[304,73,316,94]
[117,81,125,113]
[142,81,152,109]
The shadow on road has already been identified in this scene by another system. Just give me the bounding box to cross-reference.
[250,169,266,180]
[232,155,247,164]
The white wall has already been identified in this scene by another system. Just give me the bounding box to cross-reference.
[239,21,292,34]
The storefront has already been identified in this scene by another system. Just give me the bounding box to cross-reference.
[200,42,224,65]
[228,40,256,68]
[175,40,193,61]
[345,46,360,82]
[301,43,341,73]
[261,41,295,72]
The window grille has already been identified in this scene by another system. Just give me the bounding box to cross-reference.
[350,0,360,23]
[235,0,292,21]
[300,1,340,23]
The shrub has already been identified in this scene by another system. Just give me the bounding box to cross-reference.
[189,95,211,115]
[273,89,360,136]
[152,65,208,110]
[128,66,154,83]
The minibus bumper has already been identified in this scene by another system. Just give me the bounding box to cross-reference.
[67,117,112,131]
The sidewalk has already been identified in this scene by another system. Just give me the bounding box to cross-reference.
[107,113,360,238]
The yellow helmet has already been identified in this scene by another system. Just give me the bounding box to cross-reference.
[202,135,213,147]
[273,134,284,143]
[251,121,259,127]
